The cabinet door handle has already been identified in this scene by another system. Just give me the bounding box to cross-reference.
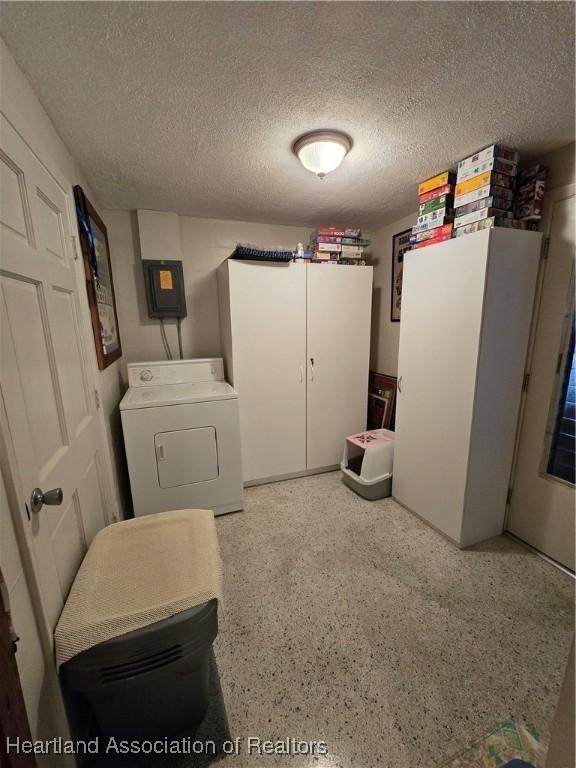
[310,357,315,382]
[299,366,304,383]
[157,444,166,461]
[398,376,402,393]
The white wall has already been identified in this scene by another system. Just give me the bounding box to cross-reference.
[106,204,420,381]
[538,142,575,191]
[104,209,311,375]
[369,211,416,375]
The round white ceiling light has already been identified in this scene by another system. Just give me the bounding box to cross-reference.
[293,130,353,179]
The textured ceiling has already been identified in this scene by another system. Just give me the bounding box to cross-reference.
[1,1,574,228]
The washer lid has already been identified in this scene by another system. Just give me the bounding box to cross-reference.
[120,380,238,410]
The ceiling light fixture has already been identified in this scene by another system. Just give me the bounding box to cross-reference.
[293,130,352,179]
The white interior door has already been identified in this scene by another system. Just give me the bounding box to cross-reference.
[0,116,109,643]
[507,188,575,570]
[306,265,373,469]
[393,235,488,543]
[228,261,306,482]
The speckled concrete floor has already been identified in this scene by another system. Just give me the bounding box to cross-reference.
[214,472,574,768]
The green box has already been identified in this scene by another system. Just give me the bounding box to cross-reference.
[419,194,454,215]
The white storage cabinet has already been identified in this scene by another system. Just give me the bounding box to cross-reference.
[393,228,542,547]
[218,261,373,483]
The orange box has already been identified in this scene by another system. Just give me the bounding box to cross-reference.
[455,171,493,197]
[418,171,453,196]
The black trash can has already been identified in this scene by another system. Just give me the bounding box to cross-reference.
[60,599,218,739]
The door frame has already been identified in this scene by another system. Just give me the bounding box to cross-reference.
[504,183,576,532]
[0,398,57,655]
[0,570,37,768]
[0,112,120,652]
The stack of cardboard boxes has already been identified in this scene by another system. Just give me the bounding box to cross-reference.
[409,171,455,250]
[411,144,546,246]
[514,164,547,222]
[453,145,519,236]
[308,227,370,264]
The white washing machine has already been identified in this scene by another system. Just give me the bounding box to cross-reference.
[120,358,243,516]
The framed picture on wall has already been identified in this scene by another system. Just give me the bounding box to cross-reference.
[391,228,412,322]
[73,185,122,370]
[367,372,398,430]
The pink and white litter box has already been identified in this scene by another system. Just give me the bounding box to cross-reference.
[340,429,395,500]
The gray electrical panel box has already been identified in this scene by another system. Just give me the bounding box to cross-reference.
[143,260,187,319]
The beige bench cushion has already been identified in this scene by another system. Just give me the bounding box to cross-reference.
[54,509,222,668]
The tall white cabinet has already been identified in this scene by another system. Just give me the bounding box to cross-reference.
[218,261,373,483]
[393,228,542,547]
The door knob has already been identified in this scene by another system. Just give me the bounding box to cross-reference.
[30,487,63,514]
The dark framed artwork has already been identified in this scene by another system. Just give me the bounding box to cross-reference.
[391,228,412,322]
[73,185,122,369]
[367,371,398,430]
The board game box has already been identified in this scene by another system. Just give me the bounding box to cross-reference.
[454,216,539,237]
[455,170,515,198]
[418,171,455,196]
[454,183,514,209]
[316,242,342,252]
[515,200,544,221]
[516,179,546,203]
[417,207,454,226]
[456,195,513,216]
[454,206,513,229]
[517,164,547,184]
[412,216,454,234]
[341,245,363,258]
[409,223,453,244]
[418,193,454,215]
[410,228,454,249]
[456,156,517,182]
[457,144,519,173]
[418,183,454,204]
[317,227,361,237]
[341,237,370,246]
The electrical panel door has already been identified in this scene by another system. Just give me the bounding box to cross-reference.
[143,260,187,318]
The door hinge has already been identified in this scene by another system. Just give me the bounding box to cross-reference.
[70,234,80,261]
[522,372,530,392]
[541,237,550,260]
[506,488,513,505]
[94,388,101,410]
